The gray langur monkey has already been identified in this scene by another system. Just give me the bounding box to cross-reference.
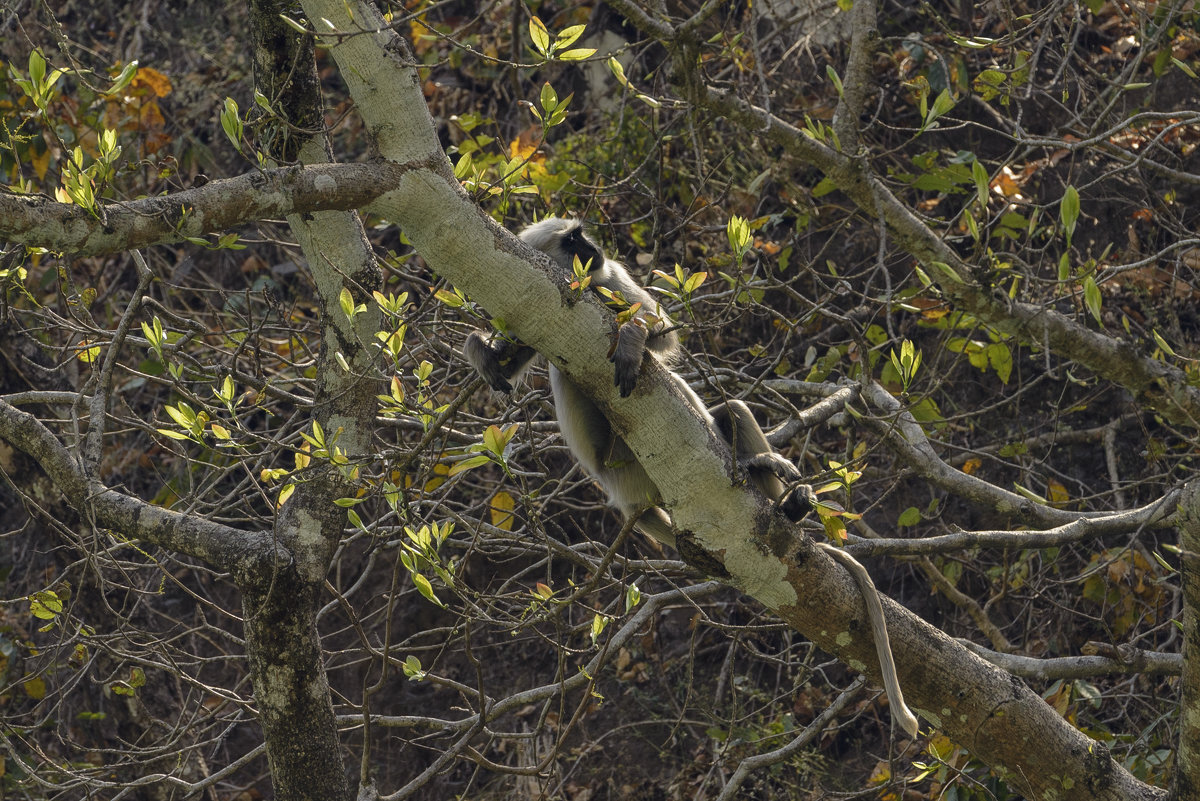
[465,216,812,541]
[464,217,919,737]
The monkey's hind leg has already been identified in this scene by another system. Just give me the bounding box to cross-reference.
[709,400,815,521]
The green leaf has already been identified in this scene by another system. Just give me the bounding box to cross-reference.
[898,507,922,527]
[556,24,586,49]
[402,655,426,680]
[1060,185,1080,239]
[726,215,750,255]
[413,573,445,607]
[987,343,1013,384]
[30,590,63,619]
[608,56,629,88]
[919,89,957,132]
[558,48,596,61]
[220,97,243,153]
[972,159,989,208]
[216,375,235,404]
[928,260,964,284]
[483,423,517,455]
[448,454,491,476]
[1013,483,1048,504]
[1172,57,1198,79]
[825,64,843,96]
[164,402,196,428]
[590,612,609,644]
[1082,275,1102,324]
[624,582,642,612]
[812,177,837,197]
[539,81,558,113]
[128,667,146,688]
[529,16,551,56]
[110,60,139,93]
[28,50,46,86]
[433,288,465,308]
[1153,330,1178,357]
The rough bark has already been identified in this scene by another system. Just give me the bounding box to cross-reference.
[0,161,399,257]
[296,0,1166,797]
[1175,483,1200,801]
[236,2,385,798]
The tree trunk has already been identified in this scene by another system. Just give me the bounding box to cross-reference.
[1174,482,1200,800]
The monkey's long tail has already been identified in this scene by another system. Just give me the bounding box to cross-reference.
[819,543,921,738]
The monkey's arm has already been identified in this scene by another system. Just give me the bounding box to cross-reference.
[608,318,650,398]
[464,331,539,393]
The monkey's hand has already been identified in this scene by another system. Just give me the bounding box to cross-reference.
[743,453,816,521]
[609,318,650,397]
[464,331,537,393]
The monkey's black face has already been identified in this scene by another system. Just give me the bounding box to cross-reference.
[560,227,605,273]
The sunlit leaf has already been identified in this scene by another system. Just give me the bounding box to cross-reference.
[1060,185,1080,239]
[490,491,515,531]
[528,16,550,56]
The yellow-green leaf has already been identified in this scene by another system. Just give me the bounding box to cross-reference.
[433,289,464,308]
[1082,275,1102,324]
[529,16,550,56]
[76,340,102,363]
[447,454,491,476]
[30,590,63,619]
[1061,185,1080,238]
[490,491,515,531]
[1153,330,1177,357]
[558,48,596,61]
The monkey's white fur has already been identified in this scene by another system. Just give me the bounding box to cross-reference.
[464,217,919,737]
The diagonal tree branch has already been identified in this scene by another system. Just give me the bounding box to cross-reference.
[297,1,1166,798]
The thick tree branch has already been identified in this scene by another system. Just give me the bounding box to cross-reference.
[299,1,1167,798]
[0,398,287,583]
[0,161,404,256]
[1175,481,1200,800]
[235,4,387,799]
[832,0,877,148]
[959,639,1182,680]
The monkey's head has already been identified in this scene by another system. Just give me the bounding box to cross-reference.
[519,217,605,274]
